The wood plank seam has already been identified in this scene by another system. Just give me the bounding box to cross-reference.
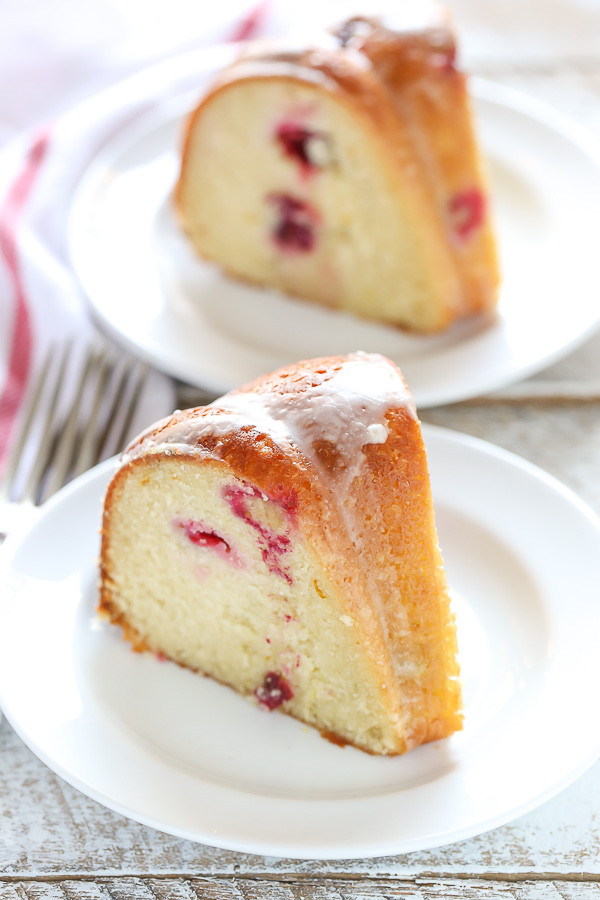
[1,876,600,898]
[2,875,600,884]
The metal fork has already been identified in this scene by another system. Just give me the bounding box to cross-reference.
[0,342,149,537]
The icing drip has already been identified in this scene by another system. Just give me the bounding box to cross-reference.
[211,352,415,498]
[123,354,415,549]
[124,354,415,497]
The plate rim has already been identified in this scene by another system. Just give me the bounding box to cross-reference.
[1,423,600,859]
[66,62,600,407]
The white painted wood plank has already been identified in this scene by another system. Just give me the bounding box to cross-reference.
[0,880,599,900]
[1,718,600,877]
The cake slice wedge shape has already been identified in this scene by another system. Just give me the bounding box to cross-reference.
[175,9,499,332]
[99,353,462,755]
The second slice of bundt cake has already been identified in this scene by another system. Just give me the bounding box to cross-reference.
[175,7,499,332]
[99,353,462,755]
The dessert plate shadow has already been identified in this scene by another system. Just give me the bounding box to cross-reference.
[1,425,600,859]
[68,56,600,407]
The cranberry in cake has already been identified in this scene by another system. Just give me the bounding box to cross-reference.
[98,353,462,756]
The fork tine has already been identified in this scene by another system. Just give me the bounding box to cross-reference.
[19,342,73,505]
[70,350,113,480]
[0,344,56,503]
[93,356,135,459]
[110,361,149,455]
[39,346,97,502]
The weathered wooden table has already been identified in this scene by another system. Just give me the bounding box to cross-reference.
[2,4,600,897]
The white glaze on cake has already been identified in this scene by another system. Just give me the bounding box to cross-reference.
[123,352,416,498]
[211,56,344,94]
[120,352,417,573]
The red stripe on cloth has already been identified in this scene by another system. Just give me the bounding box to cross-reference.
[0,129,51,466]
[228,1,269,42]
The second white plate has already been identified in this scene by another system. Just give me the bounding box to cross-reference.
[68,56,600,406]
[1,425,600,858]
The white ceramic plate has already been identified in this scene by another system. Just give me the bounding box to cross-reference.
[1,424,600,859]
[68,62,600,407]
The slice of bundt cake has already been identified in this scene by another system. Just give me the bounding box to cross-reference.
[174,6,499,333]
[99,353,462,756]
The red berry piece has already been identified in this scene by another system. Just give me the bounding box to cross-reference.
[448,188,486,241]
[274,120,331,177]
[267,193,319,254]
[222,483,294,584]
[255,671,294,709]
[174,518,241,566]
[275,121,315,168]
